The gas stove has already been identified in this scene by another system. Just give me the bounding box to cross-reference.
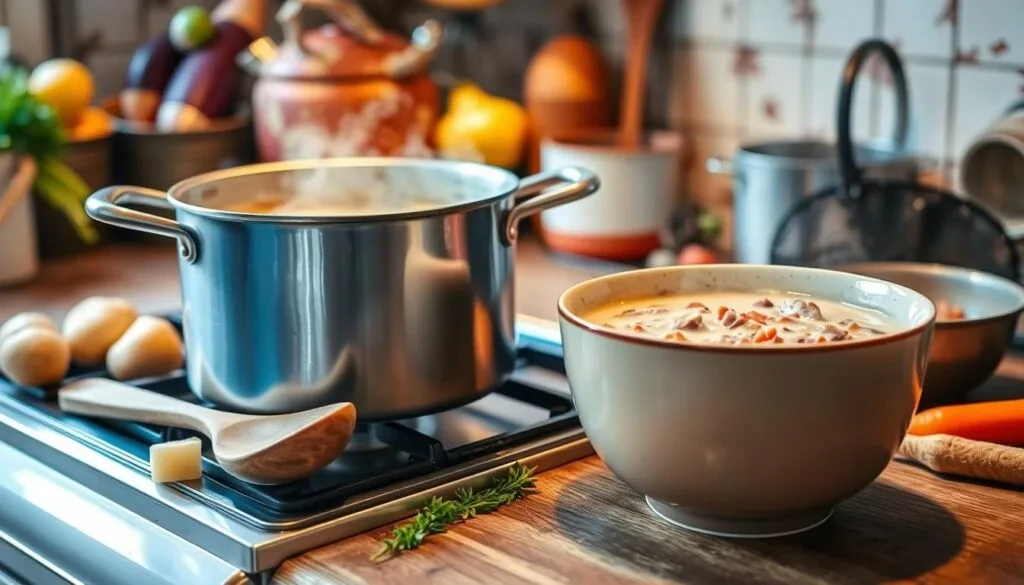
[0,314,590,585]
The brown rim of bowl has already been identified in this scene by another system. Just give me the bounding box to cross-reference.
[556,264,936,354]
[837,262,1024,330]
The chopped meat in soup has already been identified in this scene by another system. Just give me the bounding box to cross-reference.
[584,292,889,346]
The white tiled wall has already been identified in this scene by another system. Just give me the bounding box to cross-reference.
[662,0,1023,211]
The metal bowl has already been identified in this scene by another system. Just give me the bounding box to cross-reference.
[840,262,1024,409]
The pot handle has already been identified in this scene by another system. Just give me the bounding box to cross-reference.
[86,186,199,264]
[502,167,600,246]
[836,39,909,200]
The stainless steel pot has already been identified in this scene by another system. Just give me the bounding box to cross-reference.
[85,158,599,419]
[708,140,920,265]
[709,39,920,265]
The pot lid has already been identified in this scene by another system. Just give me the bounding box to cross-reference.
[262,0,442,81]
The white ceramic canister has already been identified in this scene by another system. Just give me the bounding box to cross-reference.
[0,154,39,287]
[539,130,682,261]
[961,101,1024,239]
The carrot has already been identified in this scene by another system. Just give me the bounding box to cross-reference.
[907,399,1024,446]
[753,326,776,343]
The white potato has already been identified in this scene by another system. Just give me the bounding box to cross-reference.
[106,315,184,381]
[62,297,138,366]
[0,327,71,387]
[0,312,57,348]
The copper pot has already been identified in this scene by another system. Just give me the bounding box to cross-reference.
[250,0,442,161]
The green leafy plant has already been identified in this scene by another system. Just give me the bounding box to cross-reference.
[372,462,537,562]
[0,64,97,244]
[697,208,723,246]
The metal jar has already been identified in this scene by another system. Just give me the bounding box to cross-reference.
[708,140,920,265]
[85,158,598,419]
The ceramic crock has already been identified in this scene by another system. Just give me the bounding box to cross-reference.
[251,0,442,161]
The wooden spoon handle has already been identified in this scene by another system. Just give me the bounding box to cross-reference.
[59,378,222,436]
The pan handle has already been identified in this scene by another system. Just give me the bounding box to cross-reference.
[836,39,909,200]
[501,167,600,246]
[86,186,200,263]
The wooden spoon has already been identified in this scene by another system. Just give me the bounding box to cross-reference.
[58,378,357,485]
[617,0,665,149]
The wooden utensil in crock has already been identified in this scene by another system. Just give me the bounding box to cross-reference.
[618,0,665,148]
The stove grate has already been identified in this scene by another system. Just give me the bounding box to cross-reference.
[0,315,576,522]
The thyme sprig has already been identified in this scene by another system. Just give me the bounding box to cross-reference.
[371,462,537,562]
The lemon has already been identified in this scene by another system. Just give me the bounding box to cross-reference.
[29,59,95,128]
[436,93,528,169]
[447,83,486,113]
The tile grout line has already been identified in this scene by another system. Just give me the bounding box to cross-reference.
[666,36,1024,72]
[869,0,883,140]
[942,0,961,183]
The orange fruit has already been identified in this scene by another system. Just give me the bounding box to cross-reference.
[69,107,114,142]
[29,59,95,128]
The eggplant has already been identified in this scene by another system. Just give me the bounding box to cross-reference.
[120,33,184,123]
[156,0,264,132]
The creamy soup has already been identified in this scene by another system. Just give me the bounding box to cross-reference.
[583,292,892,346]
[223,197,440,216]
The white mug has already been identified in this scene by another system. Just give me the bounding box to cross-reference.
[539,129,682,261]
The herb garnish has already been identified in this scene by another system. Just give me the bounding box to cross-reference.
[371,462,537,562]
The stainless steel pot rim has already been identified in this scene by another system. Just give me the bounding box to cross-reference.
[164,157,523,224]
[735,139,915,169]
[838,261,1024,328]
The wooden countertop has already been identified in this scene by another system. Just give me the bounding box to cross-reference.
[3,239,1024,584]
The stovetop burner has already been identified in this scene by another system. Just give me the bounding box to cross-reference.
[1,315,575,523]
[0,314,589,579]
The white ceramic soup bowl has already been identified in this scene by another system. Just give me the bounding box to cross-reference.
[557,264,935,538]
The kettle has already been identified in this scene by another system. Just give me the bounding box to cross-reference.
[244,0,443,161]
